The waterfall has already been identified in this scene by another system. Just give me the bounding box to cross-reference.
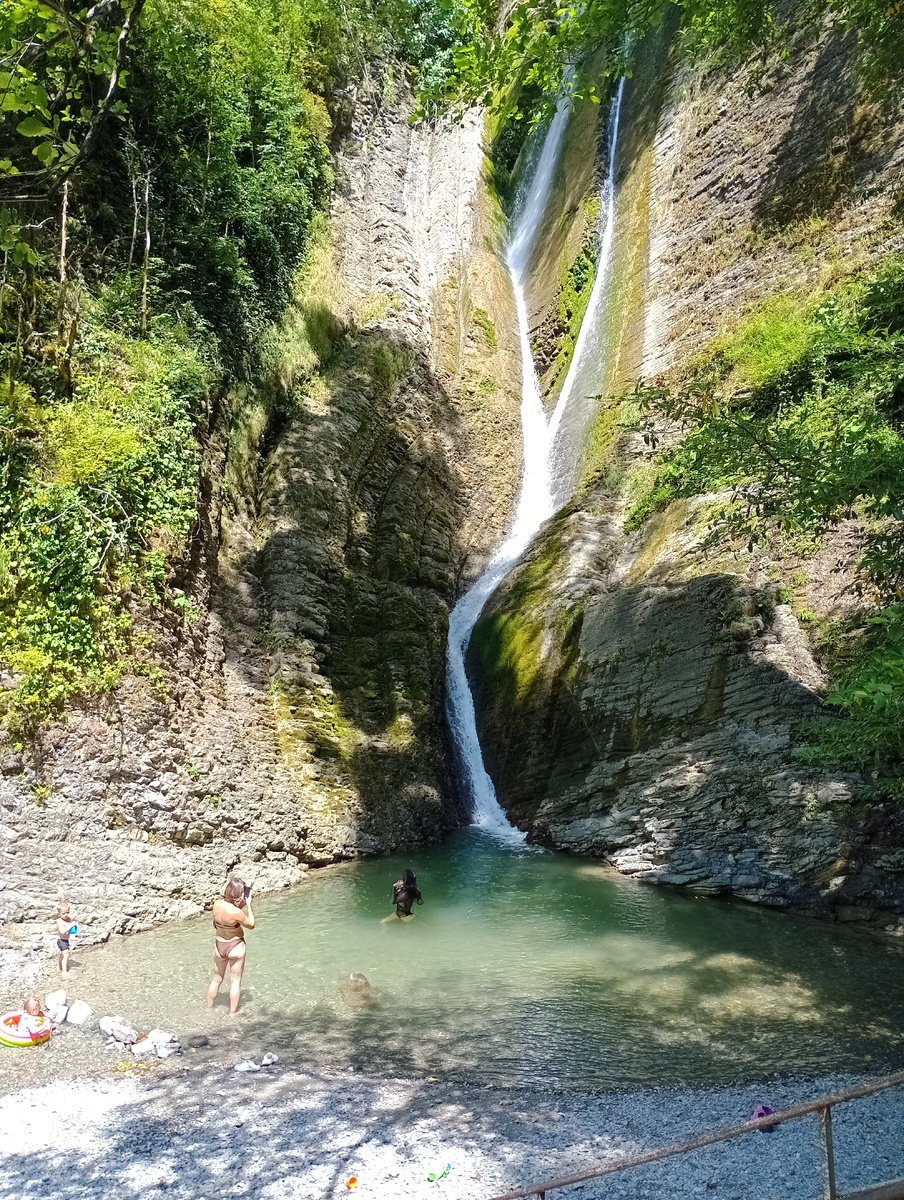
[445,82,625,838]
[548,77,626,501]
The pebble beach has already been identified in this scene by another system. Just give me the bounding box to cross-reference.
[2,1065,903,1200]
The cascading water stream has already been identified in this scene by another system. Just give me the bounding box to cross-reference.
[548,77,626,501]
[446,82,625,838]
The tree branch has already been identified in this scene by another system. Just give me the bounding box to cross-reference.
[74,0,147,165]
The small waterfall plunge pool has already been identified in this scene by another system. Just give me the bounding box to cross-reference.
[6,92,903,1100]
[8,830,903,1092]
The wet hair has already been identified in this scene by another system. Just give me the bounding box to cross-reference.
[223,876,246,906]
[401,869,422,903]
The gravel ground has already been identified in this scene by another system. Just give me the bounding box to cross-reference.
[2,1065,903,1200]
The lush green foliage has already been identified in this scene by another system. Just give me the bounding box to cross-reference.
[0,0,455,732]
[800,607,904,791]
[626,264,904,580]
[625,258,904,783]
[0,0,139,191]
[123,0,335,352]
[0,304,212,727]
[433,0,904,118]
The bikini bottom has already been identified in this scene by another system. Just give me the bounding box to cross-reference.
[215,937,243,959]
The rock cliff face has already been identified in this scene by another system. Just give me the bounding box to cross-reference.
[472,500,904,925]
[470,24,904,932]
[0,90,522,967]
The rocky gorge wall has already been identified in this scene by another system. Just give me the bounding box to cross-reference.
[0,86,522,975]
[469,22,904,932]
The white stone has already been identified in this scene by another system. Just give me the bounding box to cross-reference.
[146,1028,177,1050]
[99,1016,139,1044]
[261,1053,279,1067]
[65,1000,93,1026]
[44,990,68,1024]
[234,1060,260,1072]
[130,1038,156,1058]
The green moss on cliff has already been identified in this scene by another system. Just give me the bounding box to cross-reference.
[707,292,823,390]
[537,195,602,398]
[470,518,576,706]
[472,308,498,350]
[578,24,671,491]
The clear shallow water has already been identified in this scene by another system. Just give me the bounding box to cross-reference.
[10,831,904,1091]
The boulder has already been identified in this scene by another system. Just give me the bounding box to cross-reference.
[146,1028,178,1049]
[99,1015,139,1044]
[44,989,68,1024]
[145,1028,182,1058]
[340,971,379,1009]
[130,1038,156,1058]
[65,999,93,1026]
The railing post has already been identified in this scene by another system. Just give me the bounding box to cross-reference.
[819,1106,837,1200]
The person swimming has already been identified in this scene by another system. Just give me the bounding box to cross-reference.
[391,869,423,919]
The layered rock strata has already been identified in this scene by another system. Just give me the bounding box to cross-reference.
[469,23,904,931]
[471,498,904,928]
[0,92,522,964]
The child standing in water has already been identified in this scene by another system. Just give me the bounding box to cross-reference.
[390,869,423,919]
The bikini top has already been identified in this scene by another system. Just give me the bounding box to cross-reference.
[212,914,243,939]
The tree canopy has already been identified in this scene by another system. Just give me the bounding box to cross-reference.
[0,0,457,730]
[428,0,904,117]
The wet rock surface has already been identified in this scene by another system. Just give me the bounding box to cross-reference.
[471,498,904,932]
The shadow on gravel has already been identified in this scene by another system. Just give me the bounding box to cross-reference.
[3,1067,904,1200]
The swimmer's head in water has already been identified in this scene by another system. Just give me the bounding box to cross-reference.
[341,972,379,1008]
[224,876,246,905]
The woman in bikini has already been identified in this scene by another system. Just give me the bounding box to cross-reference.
[206,876,255,1014]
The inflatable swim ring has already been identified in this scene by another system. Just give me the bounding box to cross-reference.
[0,1010,51,1048]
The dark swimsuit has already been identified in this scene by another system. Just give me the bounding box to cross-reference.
[57,938,70,952]
[392,883,421,917]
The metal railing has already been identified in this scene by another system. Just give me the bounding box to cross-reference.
[489,1069,904,1200]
